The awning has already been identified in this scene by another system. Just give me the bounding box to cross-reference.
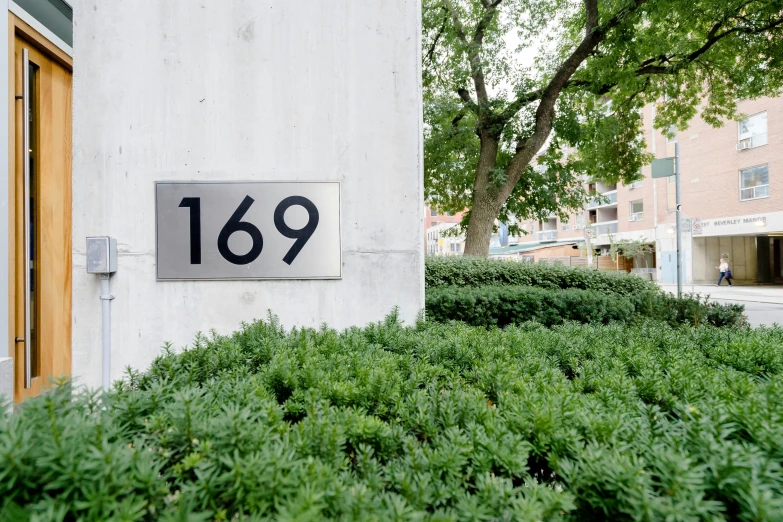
[488,239,583,256]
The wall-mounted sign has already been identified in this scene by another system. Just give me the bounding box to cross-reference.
[691,213,783,237]
[692,217,702,235]
[155,181,341,280]
[705,216,766,228]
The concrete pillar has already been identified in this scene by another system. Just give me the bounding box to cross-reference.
[72,0,424,389]
[757,237,772,283]
[0,358,12,411]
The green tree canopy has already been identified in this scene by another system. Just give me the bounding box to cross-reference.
[424,0,783,255]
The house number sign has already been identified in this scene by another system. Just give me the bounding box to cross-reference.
[155,181,341,280]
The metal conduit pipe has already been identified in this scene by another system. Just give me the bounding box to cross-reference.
[87,236,118,392]
[100,274,114,391]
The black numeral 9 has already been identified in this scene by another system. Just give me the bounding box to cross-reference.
[274,196,320,265]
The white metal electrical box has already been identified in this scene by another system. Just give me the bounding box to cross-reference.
[86,236,118,274]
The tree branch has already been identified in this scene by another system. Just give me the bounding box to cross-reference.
[457,88,479,113]
[585,0,598,33]
[498,0,656,121]
[445,0,502,108]
[576,12,783,95]
[499,2,783,181]
[469,1,503,104]
[685,15,783,64]
[443,0,468,42]
[426,15,449,64]
[500,88,544,121]
[501,0,648,199]
[622,76,651,108]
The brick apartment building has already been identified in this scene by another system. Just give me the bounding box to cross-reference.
[425,207,463,255]
[426,95,783,284]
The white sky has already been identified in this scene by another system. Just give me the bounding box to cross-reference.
[491,20,558,98]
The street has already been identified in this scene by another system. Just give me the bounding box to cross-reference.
[729,301,783,327]
[659,284,783,327]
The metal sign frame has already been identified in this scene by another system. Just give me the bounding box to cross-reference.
[154,180,342,281]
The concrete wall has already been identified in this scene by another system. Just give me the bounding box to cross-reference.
[72,1,423,389]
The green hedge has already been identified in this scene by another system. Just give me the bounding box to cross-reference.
[426,285,746,328]
[629,289,747,328]
[2,316,781,521]
[426,256,659,296]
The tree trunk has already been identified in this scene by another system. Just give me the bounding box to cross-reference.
[463,194,500,256]
[463,130,502,257]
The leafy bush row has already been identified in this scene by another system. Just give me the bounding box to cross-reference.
[426,285,631,327]
[2,315,781,521]
[426,285,746,328]
[631,289,747,328]
[426,256,659,296]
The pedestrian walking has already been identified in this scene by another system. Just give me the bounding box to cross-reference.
[715,258,733,286]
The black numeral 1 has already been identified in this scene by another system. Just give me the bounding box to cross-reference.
[179,197,201,264]
[274,196,319,265]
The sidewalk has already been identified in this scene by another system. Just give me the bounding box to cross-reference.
[657,283,783,305]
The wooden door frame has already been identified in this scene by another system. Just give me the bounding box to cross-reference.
[7,13,72,401]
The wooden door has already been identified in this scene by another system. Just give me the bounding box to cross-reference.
[10,25,72,403]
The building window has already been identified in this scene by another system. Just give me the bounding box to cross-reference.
[430,209,437,217]
[740,164,770,201]
[629,179,643,189]
[561,218,570,231]
[738,112,767,149]
[574,213,585,229]
[629,200,644,221]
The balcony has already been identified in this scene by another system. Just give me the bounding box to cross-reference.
[586,190,618,209]
[536,230,558,242]
[593,220,618,235]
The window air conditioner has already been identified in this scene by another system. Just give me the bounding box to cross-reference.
[736,138,752,151]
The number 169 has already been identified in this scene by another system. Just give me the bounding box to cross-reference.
[178,195,319,265]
